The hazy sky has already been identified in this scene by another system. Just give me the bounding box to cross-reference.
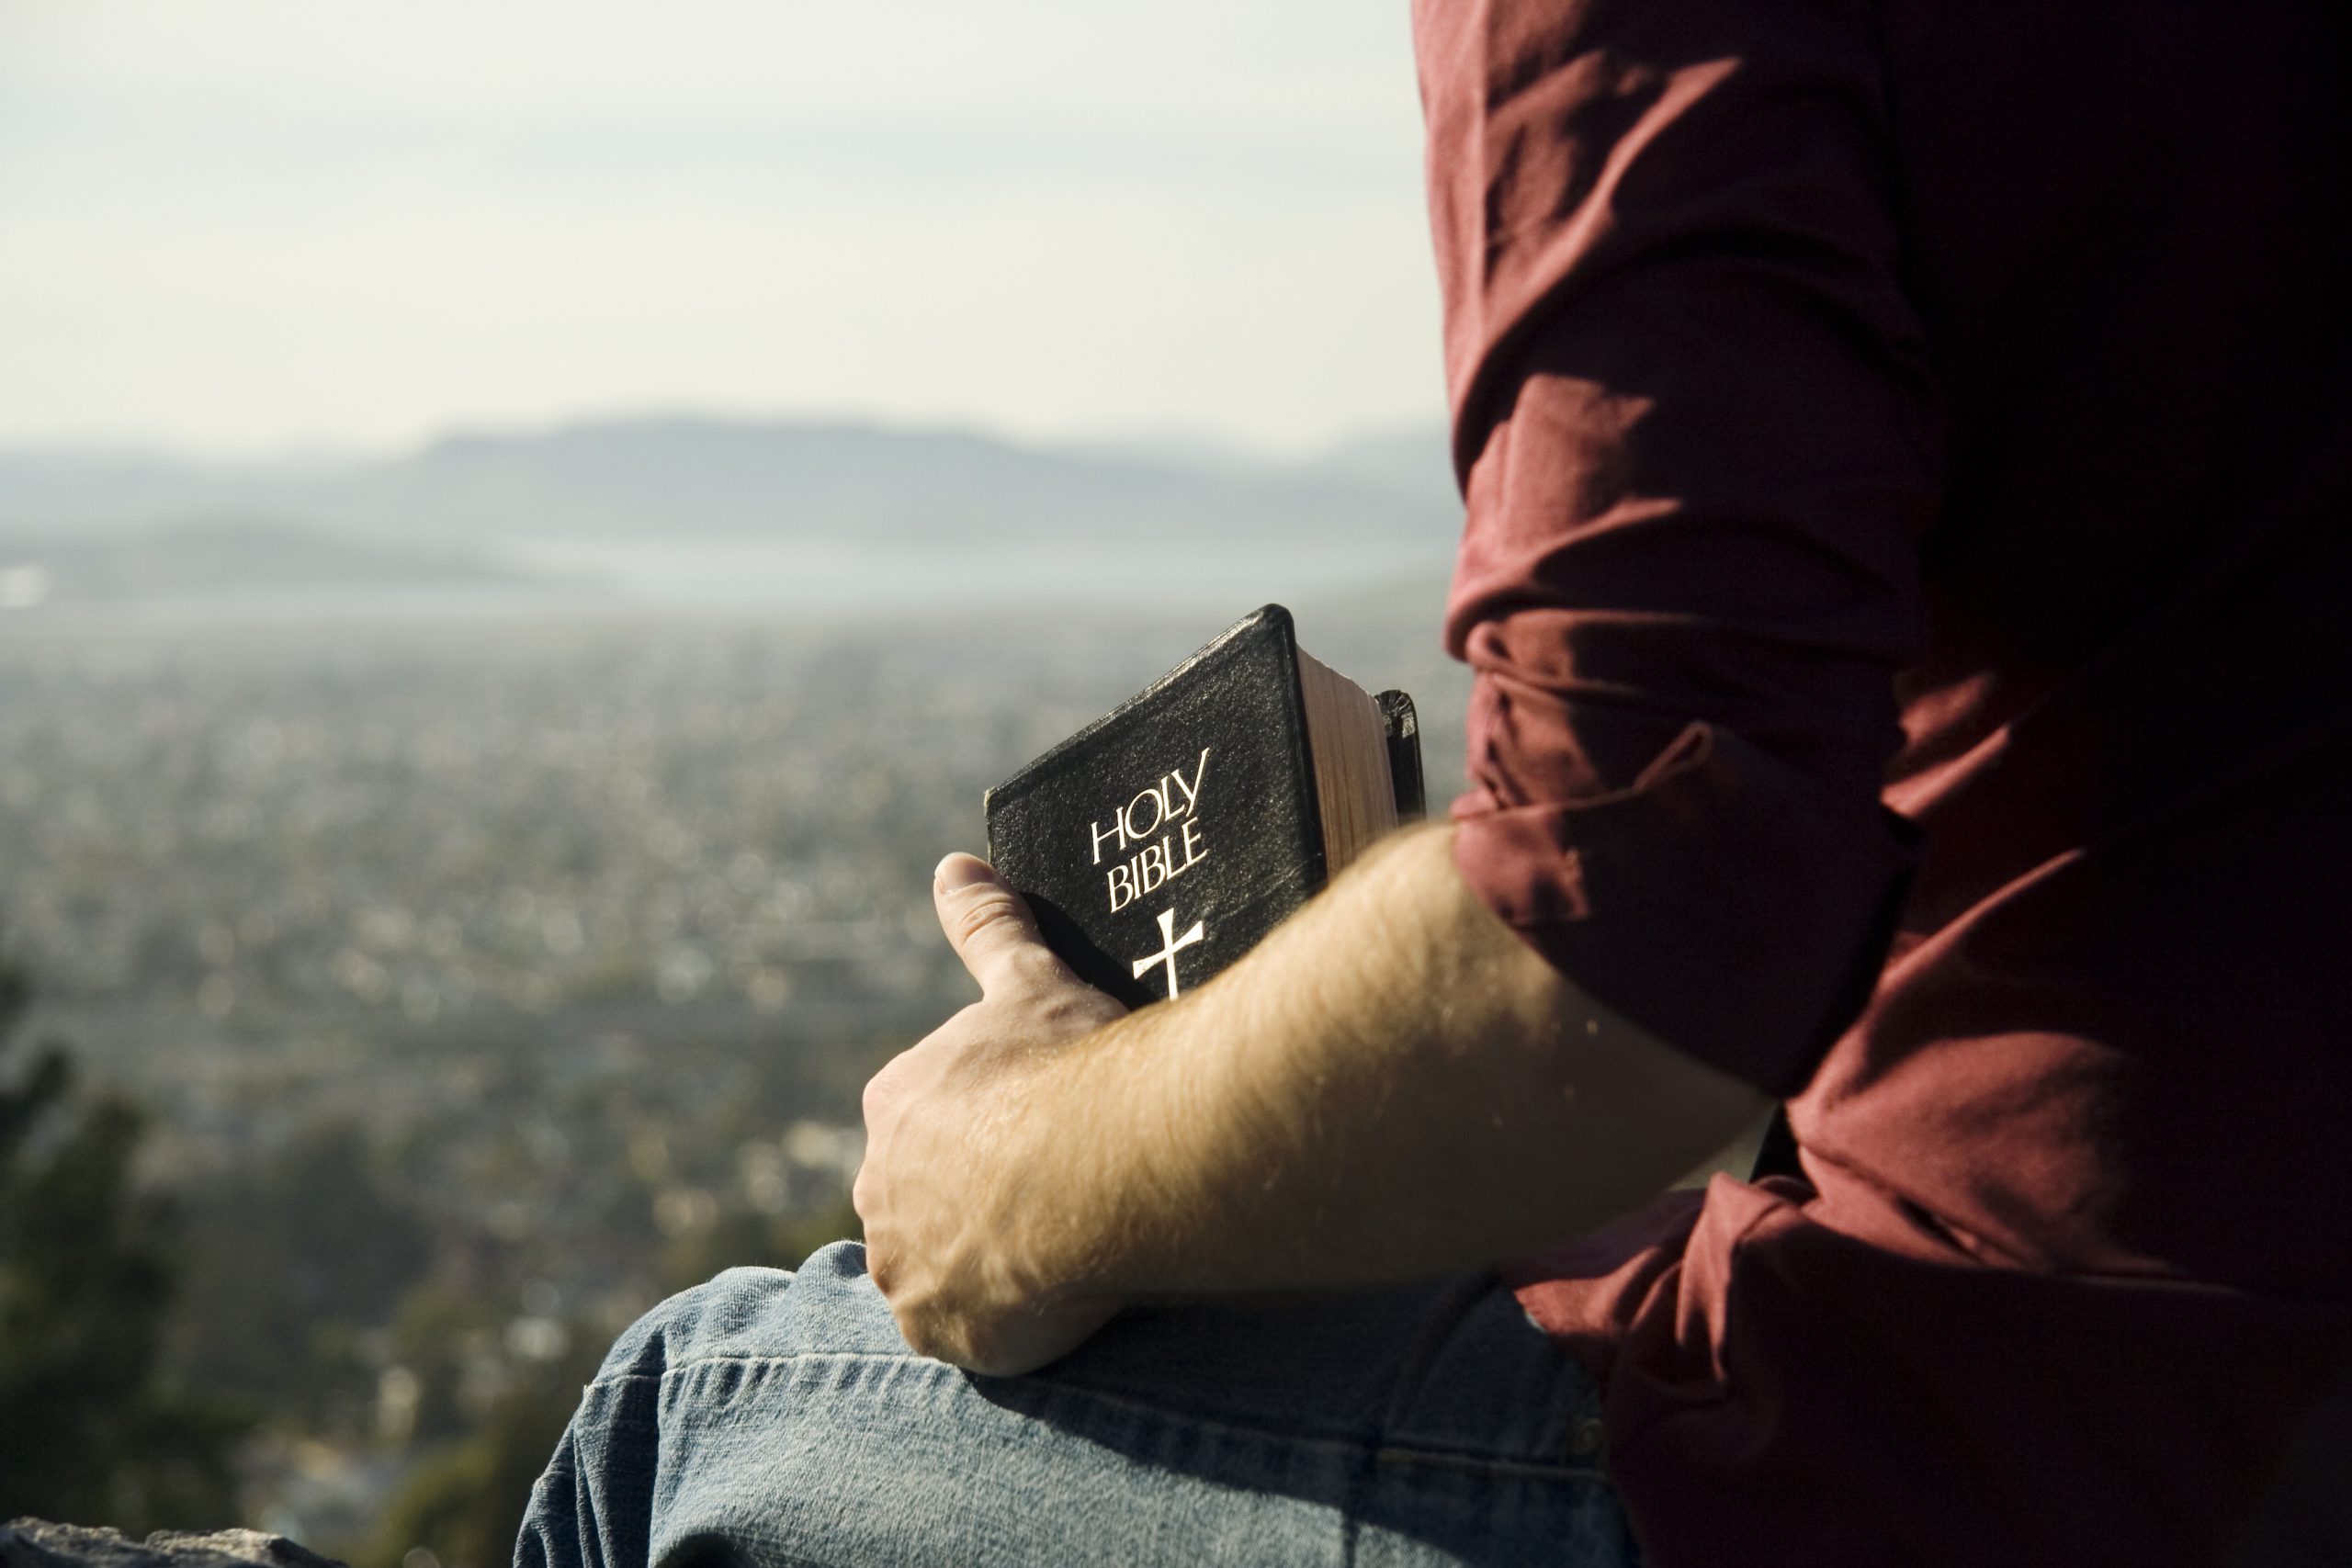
[0,1,1446,458]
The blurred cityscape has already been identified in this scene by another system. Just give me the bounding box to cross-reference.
[0,579,1467,1563]
[4,0,1454,1550]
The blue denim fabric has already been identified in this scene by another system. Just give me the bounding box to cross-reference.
[517,1242,1643,1568]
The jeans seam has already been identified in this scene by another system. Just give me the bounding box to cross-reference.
[583,1349,928,1393]
[640,1350,1608,1483]
[1372,1445,1602,1482]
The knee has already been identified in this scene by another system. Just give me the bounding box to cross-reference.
[593,1264,799,1386]
[590,1243,882,1385]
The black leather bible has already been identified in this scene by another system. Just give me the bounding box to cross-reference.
[985,604,1423,1009]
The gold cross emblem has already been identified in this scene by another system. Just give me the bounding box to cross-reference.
[1131,907,1205,1000]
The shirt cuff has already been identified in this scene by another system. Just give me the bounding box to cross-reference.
[1453,720,1917,1096]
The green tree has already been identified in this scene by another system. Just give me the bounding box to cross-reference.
[363,1337,601,1568]
[172,1118,432,1435]
[0,965,245,1530]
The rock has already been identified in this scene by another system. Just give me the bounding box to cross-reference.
[0,1522,347,1568]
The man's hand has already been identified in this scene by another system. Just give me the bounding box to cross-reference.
[855,826,1770,1379]
[854,852,1128,1375]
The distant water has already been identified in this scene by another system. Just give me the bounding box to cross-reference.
[492,534,1455,617]
[0,533,1460,634]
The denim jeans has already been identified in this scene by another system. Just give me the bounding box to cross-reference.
[516,1242,1643,1568]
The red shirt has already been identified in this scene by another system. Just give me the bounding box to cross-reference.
[1420,1,2352,1562]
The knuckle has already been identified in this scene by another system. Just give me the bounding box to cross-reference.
[945,886,1030,947]
[861,1055,910,1121]
[891,1301,952,1362]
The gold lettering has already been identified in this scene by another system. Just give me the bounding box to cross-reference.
[1178,814,1207,874]
[1170,748,1211,813]
[1123,784,1168,842]
[1091,750,1213,890]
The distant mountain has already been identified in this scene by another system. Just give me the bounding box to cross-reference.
[0,417,1459,548]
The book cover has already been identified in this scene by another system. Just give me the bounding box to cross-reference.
[985,605,1420,1009]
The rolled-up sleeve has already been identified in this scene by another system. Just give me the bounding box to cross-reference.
[1418,0,1939,1094]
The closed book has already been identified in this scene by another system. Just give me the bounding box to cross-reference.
[985,604,1423,1009]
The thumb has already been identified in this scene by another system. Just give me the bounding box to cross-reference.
[933,853,1057,996]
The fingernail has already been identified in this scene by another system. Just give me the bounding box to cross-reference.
[934,853,997,892]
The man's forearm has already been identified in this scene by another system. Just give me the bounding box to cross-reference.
[989,823,1770,1308]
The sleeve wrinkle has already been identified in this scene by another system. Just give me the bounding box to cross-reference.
[1419,0,1938,1093]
